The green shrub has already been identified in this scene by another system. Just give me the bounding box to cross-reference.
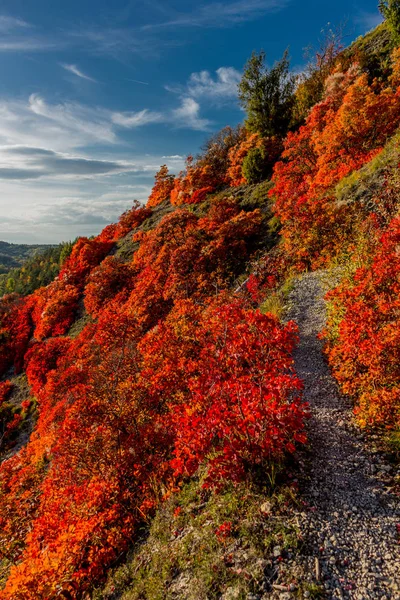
[242,147,273,184]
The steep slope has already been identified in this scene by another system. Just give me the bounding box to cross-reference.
[0,187,307,599]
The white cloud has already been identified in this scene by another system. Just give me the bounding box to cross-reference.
[0,92,210,162]
[167,67,241,104]
[170,97,211,131]
[112,109,162,128]
[126,78,149,86]
[112,99,211,131]
[0,39,57,51]
[0,146,138,180]
[62,63,97,82]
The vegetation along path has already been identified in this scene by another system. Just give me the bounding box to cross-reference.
[286,271,399,600]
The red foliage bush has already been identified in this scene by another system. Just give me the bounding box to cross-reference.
[59,237,113,284]
[25,338,72,396]
[226,132,262,186]
[84,256,134,318]
[272,52,400,268]
[323,216,400,429]
[0,295,35,376]
[169,300,305,487]
[170,156,219,205]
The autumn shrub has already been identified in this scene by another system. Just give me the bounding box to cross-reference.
[226,132,262,186]
[84,256,134,318]
[196,125,244,184]
[323,216,400,429]
[147,165,175,208]
[272,49,400,268]
[0,295,35,376]
[169,299,306,488]
[25,338,72,396]
[59,237,113,284]
[170,156,220,206]
[115,203,152,238]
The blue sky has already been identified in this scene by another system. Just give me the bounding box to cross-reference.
[0,0,383,243]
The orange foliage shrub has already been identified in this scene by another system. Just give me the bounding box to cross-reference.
[59,237,114,284]
[25,338,72,396]
[170,156,219,205]
[167,299,305,487]
[147,165,175,208]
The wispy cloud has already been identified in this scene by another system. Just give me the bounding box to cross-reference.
[0,91,210,163]
[0,15,31,32]
[68,26,182,60]
[0,39,57,51]
[142,0,289,31]
[0,14,57,52]
[112,109,162,127]
[28,94,118,145]
[0,14,154,57]
[0,95,116,152]
[62,63,97,82]
[127,78,149,86]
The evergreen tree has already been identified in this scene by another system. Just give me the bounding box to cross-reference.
[238,50,295,138]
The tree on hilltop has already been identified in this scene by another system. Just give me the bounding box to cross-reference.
[379,0,400,40]
[238,50,295,138]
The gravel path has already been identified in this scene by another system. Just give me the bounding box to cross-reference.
[285,271,400,600]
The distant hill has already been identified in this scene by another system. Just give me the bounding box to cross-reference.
[0,241,55,275]
[0,241,73,296]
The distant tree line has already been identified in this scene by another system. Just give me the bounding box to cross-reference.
[0,242,74,297]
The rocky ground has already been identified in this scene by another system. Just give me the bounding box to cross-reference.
[276,271,400,600]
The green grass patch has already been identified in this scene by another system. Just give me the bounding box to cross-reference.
[93,478,300,600]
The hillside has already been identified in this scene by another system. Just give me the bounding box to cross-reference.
[0,15,400,600]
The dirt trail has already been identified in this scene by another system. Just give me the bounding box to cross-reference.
[286,271,399,600]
